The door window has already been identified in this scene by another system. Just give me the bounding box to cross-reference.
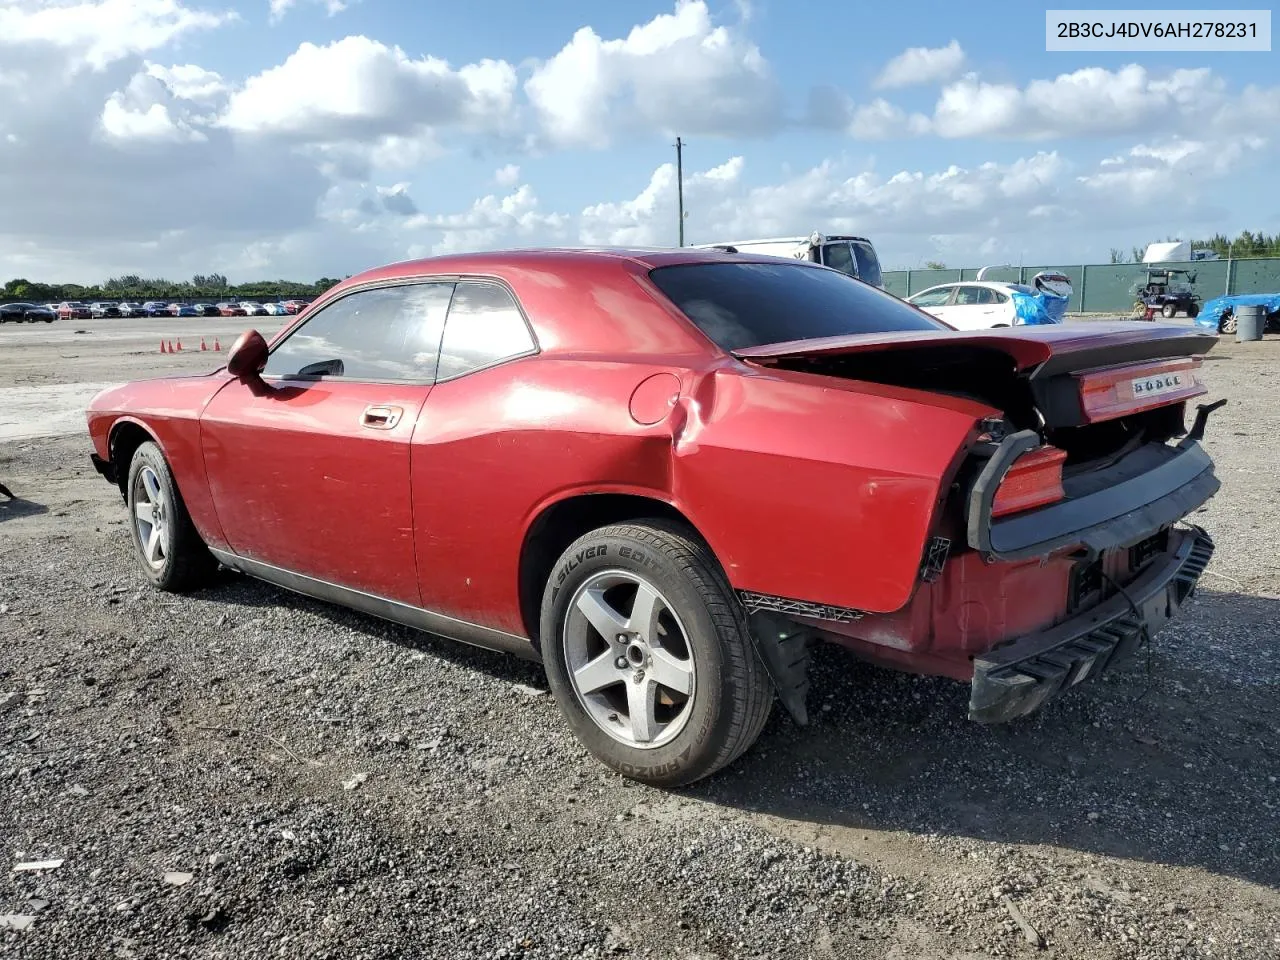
[909,286,955,308]
[436,281,537,381]
[953,286,986,306]
[263,282,453,382]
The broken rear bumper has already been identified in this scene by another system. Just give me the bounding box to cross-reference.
[968,525,1214,724]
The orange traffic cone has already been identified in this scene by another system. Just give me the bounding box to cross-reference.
[214,338,222,351]
[160,340,167,354]
[200,338,207,351]
[167,340,174,352]
[176,339,183,351]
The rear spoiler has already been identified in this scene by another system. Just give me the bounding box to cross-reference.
[733,322,1217,377]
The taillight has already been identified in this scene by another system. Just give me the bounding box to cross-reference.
[991,445,1067,518]
[1075,357,1206,424]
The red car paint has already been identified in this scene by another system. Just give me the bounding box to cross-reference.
[85,248,1220,704]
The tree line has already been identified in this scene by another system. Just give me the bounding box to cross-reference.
[1,274,346,303]
[1109,230,1280,264]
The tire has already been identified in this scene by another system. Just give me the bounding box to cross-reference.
[125,441,217,592]
[1188,303,1200,319]
[540,520,773,787]
[1162,302,1177,319]
[1220,311,1236,335]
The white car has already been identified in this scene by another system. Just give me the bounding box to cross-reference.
[905,275,1071,330]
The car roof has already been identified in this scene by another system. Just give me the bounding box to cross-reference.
[338,246,812,289]
[910,280,1019,295]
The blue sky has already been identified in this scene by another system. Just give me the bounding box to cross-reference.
[0,0,1275,281]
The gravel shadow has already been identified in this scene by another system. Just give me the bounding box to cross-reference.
[0,495,50,523]
[692,589,1280,889]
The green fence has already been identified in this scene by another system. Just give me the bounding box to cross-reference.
[882,258,1280,314]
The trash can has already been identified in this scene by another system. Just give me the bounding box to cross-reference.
[1236,304,1265,342]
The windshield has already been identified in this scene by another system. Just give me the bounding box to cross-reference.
[648,261,944,352]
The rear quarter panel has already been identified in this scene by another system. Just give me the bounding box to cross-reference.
[88,376,233,551]
[670,364,997,614]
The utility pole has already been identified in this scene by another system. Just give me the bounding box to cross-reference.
[675,137,685,247]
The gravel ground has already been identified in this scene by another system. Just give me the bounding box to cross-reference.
[1,324,1278,959]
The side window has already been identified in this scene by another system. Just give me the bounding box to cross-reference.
[821,243,857,277]
[910,286,954,308]
[263,282,453,382]
[953,285,985,306]
[983,288,1009,304]
[436,281,536,381]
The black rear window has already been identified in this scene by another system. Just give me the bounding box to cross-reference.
[649,261,942,351]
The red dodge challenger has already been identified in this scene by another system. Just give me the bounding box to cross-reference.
[85,248,1223,785]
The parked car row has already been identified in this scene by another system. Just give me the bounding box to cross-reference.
[0,301,57,323]
[22,299,313,321]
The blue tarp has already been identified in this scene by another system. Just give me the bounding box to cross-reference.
[1195,293,1280,330]
[1011,287,1069,324]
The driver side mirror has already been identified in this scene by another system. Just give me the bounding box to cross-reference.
[226,329,269,382]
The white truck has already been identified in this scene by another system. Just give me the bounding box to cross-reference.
[691,232,885,288]
[1142,240,1219,263]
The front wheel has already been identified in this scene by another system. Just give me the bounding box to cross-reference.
[125,441,217,592]
[1220,311,1237,335]
[540,521,773,787]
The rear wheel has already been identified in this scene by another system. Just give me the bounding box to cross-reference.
[126,442,217,592]
[1220,311,1237,335]
[1162,302,1177,319]
[1188,302,1200,318]
[540,520,772,787]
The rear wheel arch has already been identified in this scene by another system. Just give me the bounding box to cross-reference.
[517,492,721,649]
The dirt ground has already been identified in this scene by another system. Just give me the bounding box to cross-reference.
[1,318,1278,959]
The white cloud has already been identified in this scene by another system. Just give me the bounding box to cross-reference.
[930,65,1243,140]
[578,144,1260,267]
[0,0,236,71]
[406,184,571,256]
[580,157,743,247]
[1078,136,1268,205]
[803,87,929,140]
[0,1,326,280]
[494,163,520,187]
[874,40,965,90]
[525,0,782,148]
[100,72,207,143]
[145,62,228,101]
[375,182,417,216]
[220,36,518,142]
[849,99,931,140]
[269,0,349,23]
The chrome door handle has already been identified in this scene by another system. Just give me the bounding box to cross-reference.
[361,405,403,429]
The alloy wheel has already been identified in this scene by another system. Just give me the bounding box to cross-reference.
[132,466,169,569]
[562,570,697,749]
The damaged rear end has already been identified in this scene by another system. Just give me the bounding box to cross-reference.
[737,321,1223,724]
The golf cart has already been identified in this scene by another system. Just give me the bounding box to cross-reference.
[1130,268,1201,320]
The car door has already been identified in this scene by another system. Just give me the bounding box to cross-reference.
[200,281,452,605]
[940,285,991,330]
[409,280,540,632]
